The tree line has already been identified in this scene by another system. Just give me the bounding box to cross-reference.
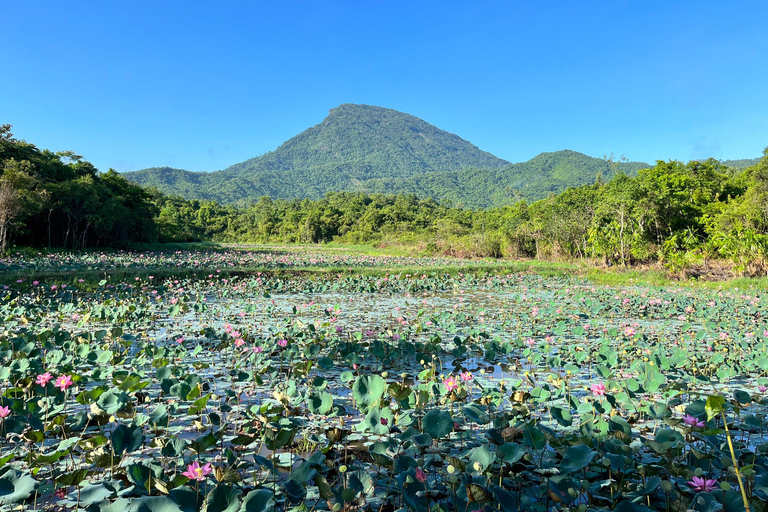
[152,151,768,275]
[3,123,768,276]
[0,125,157,251]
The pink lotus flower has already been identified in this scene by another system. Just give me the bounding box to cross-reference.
[277,339,287,348]
[444,376,459,392]
[590,382,606,396]
[54,487,67,499]
[414,467,427,483]
[36,372,53,386]
[182,461,212,481]
[683,414,705,427]
[688,476,718,493]
[0,406,10,419]
[54,374,74,392]
[380,417,388,426]
[234,338,245,347]
[460,371,473,382]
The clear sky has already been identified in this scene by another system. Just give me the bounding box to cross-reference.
[2,1,767,173]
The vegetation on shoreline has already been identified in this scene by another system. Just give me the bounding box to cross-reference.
[3,122,768,282]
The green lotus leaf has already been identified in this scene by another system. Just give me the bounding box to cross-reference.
[560,443,596,473]
[422,409,452,439]
[240,489,275,512]
[352,374,386,414]
[63,482,115,507]
[97,388,128,415]
[112,424,145,455]
[468,444,496,473]
[497,442,525,463]
[206,484,240,512]
[307,391,333,415]
[0,469,37,506]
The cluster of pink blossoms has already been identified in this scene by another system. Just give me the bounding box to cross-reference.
[444,371,473,392]
[34,372,74,391]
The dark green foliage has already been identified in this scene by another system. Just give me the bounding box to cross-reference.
[719,157,761,171]
[154,152,768,273]
[124,104,510,204]
[356,150,648,207]
[123,105,649,207]
[5,119,768,276]
[0,125,158,250]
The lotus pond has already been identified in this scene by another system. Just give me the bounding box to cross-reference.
[0,247,510,275]
[3,258,768,512]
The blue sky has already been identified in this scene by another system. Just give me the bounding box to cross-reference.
[2,1,767,172]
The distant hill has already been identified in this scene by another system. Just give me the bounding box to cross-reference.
[721,157,761,170]
[353,150,650,208]
[123,104,650,207]
[124,104,509,203]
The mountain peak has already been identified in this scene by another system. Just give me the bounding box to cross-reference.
[217,103,510,177]
[122,105,650,207]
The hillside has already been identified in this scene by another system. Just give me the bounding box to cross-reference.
[124,104,509,203]
[123,104,650,207]
[353,150,650,207]
[721,157,761,170]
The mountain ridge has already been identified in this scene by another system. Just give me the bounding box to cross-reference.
[123,104,653,207]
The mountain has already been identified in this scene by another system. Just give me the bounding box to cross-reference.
[353,150,649,208]
[721,158,761,171]
[123,104,650,207]
[124,104,509,203]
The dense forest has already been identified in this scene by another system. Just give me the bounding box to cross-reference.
[3,123,768,276]
[353,150,649,208]
[150,151,768,276]
[123,104,648,206]
[0,125,157,251]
